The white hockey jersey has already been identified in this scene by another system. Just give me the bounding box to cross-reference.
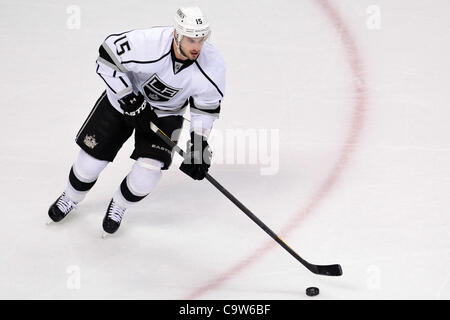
[96,26,226,136]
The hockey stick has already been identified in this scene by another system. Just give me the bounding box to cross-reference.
[149,122,343,276]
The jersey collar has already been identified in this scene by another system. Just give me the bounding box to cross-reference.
[170,43,195,75]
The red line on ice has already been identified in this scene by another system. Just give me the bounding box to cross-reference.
[184,0,367,299]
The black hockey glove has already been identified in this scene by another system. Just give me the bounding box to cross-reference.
[180,132,212,180]
[118,92,157,136]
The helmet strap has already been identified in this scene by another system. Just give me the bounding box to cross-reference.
[175,32,189,59]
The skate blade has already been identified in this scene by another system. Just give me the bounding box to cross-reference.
[101,232,109,239]
[45,220,54,226]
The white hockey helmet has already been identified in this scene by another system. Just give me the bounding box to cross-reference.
[173,6,210,41]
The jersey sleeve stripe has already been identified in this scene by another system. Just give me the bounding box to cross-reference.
[189,97,221,116]
[190,104,221,116]
[99,43,128,73]
[96,69,117,94]
[118,76,129,88]
[99,44,115,64]
[189,97,221,110]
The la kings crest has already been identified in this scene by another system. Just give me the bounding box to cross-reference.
[143,74,181,102]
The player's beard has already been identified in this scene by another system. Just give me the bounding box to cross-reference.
[180,46,198,61]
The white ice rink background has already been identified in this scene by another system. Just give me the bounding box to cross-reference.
[0,0,449,299]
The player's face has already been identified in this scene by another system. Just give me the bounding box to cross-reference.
[181,36,207,60]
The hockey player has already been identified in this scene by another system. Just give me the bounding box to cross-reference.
[48,7,225,234]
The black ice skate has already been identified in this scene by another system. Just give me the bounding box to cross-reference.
[48,192,78,222]
[102,199,126,234]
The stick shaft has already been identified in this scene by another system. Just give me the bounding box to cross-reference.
[149,122,342,276]
[204,173,310,266]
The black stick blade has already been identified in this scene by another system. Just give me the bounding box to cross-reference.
[312,264,343,276]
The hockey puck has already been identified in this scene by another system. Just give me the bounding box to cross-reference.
[306,287,320,297]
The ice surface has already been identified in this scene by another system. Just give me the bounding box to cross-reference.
[0,0,449,299]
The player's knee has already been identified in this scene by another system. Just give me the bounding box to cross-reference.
[74,149,109,182]
[68,149,108,193]
[127,158,163,195]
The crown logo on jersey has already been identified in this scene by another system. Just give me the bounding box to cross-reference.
[148,93,159,100]
[84,134,98,149]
